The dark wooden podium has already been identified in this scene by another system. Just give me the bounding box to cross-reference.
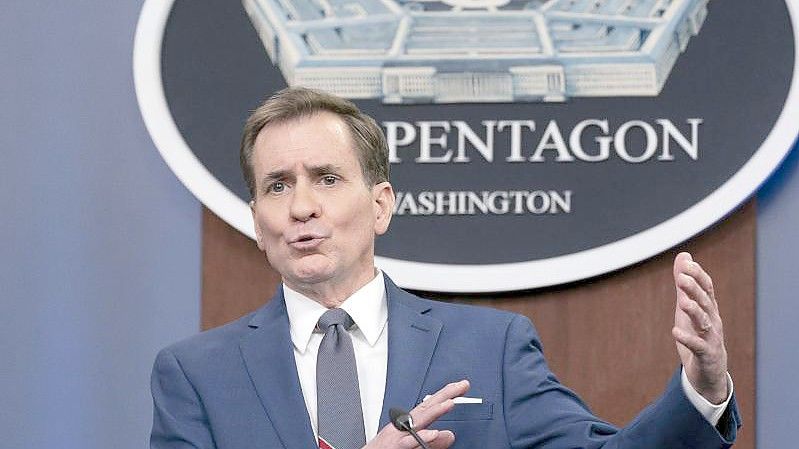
[201,202,756,449]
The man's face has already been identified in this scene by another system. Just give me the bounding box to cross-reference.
[249,112,394,295]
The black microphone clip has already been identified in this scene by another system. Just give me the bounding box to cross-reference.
[389,408,431,449]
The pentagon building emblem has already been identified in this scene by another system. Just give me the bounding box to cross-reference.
[134,0,799,292]
[244,0,710,103]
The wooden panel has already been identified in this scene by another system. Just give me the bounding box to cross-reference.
[202,201,756,448]
[201,209,281,330]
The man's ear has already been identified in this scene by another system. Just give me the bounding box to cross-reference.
[250,200,265,251]
[372,181,395,236]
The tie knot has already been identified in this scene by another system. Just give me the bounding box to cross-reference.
[317,308,355,330]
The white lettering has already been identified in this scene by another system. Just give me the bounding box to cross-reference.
[526,191,550,213]
[510,190,526,214]
[394,191,418,215]
[384,121,416,163]
[487,191,509,214]
[614,120,658,163]
[530,120,575,162]
[570,119,611,162]
[657,118,702,161]
[549,190,572,213]
[393,190,573,216]
[382,118,702,165]
[418,191,435,215]
[416,121,452,163]
[453,120,495,162]
[466,191,488,214]
[434,191,458,215]
[498,120,536,162]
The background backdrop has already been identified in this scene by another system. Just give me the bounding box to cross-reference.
[1,1,796,448]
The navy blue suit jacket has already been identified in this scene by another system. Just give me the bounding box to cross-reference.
[151,277,740,448]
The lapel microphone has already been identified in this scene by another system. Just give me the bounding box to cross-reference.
[389,408,432,449]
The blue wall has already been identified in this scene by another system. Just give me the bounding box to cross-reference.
[0,2,199,448]
[0,1,795,447]
[757,143,799,446]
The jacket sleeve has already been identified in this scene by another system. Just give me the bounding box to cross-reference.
[501,314,740,449]
[150,348,217,449]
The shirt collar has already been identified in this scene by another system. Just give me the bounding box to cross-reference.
[284,271,388,353]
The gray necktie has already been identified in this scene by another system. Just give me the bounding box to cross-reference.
[316,308,366,449]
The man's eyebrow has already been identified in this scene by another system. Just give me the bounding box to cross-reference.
[308,164,344,176]
[259,169,291,185]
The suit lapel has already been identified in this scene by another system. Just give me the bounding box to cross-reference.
[379,278,443,427]
[239,289,317,449]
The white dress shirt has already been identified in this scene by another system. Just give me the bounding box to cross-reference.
[681,369,734,426]
[284,272,388,442]
[283,271,733,442]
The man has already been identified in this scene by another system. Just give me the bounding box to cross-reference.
[151,88,739,449]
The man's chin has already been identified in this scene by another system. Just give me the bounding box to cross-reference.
[290,272,332,285]
[286,262,335,286]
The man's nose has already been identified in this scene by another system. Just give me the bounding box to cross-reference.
[289,181,321,222]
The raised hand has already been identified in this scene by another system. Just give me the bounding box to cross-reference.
[672,252,729,404]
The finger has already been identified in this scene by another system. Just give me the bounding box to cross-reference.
[410,395,457,429]
[426,430,455,449]
[398,429,439,447]
[676,273,717,325]
[411,380,469,428]
[676,259,718,318]
[672,325,708,355]
[681,260,716,302]
[673,253,701,311]
[421,380,470,405]
[673,252,694,281]
[676,293,713,336]
[399,429,454,449]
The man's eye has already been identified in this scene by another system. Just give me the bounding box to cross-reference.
[270,181,285,193]
[321,175,337,185]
